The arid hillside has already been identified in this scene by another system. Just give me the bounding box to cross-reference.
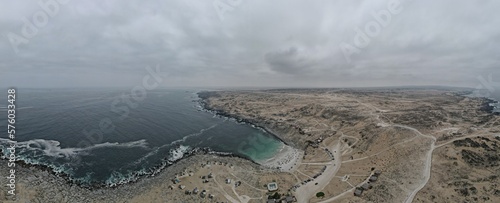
[201,88,500,203]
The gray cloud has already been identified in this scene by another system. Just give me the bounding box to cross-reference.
[1,0,499,88]
[265,46,322,75]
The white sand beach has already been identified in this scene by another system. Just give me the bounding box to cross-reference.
[259,144,302,172]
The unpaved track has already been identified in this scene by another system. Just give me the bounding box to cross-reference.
[404,133,498,203]
[403,139,434,203]
[295,99,497,203]
[295,140,342,203]
[403,130,497,203]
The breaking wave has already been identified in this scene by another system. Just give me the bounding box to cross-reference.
[129,124,217,166]
[0,89,285,188]
[167,145,191,163]
[170,124,217,146]
[0,138,149,159]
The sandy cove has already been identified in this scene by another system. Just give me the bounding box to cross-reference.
[0,94,303,203]
[259,144,303,172]
[4,88,498,203]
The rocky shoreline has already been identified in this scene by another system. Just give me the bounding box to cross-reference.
[0,145,261,190]
[462,90,500,115]
[0,91,289,202]
[0,153,263,202]
[197,91,301,149]
[3,88,497,202]
[483,98,500,115]
[479,98,496,112]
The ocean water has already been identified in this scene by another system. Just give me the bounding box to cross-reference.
[0,88,283,186]
[472,88,500,112]
[491,91,500,112]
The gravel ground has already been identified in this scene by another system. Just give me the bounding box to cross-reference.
[0,154,262,202]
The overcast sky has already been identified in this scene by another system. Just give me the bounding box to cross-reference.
[1,0,499,88]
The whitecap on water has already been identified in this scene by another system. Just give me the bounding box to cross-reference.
[167,145,191,162]
[0,138,150,159]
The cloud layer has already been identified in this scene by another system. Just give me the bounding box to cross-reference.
[1,0,499,88]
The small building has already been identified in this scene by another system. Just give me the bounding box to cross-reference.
[267,199,276,203]
[184,190,192,195]
[361,183,370,190]
[208,194,214,199]
[226,179,232,184]
[354,188,363,196]
[284,196,295,203]
[369,175,378,182]
[178,185,185,189]
[374,170,382,176]
[208,173,213,178]
[267,182,279,192]
[193,187,199,194]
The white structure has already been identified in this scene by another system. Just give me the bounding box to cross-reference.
[267,182,278,191]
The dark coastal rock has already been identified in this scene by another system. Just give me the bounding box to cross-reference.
[197,91,221,100]
[196,92,291,147]
[2,152,264,202]
[479,98,499,115]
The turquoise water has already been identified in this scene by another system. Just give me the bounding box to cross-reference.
[0,88,284,186]
[237,131,283,162]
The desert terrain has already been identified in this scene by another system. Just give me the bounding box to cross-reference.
[2,88,499,203]
[199,88,500,203]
